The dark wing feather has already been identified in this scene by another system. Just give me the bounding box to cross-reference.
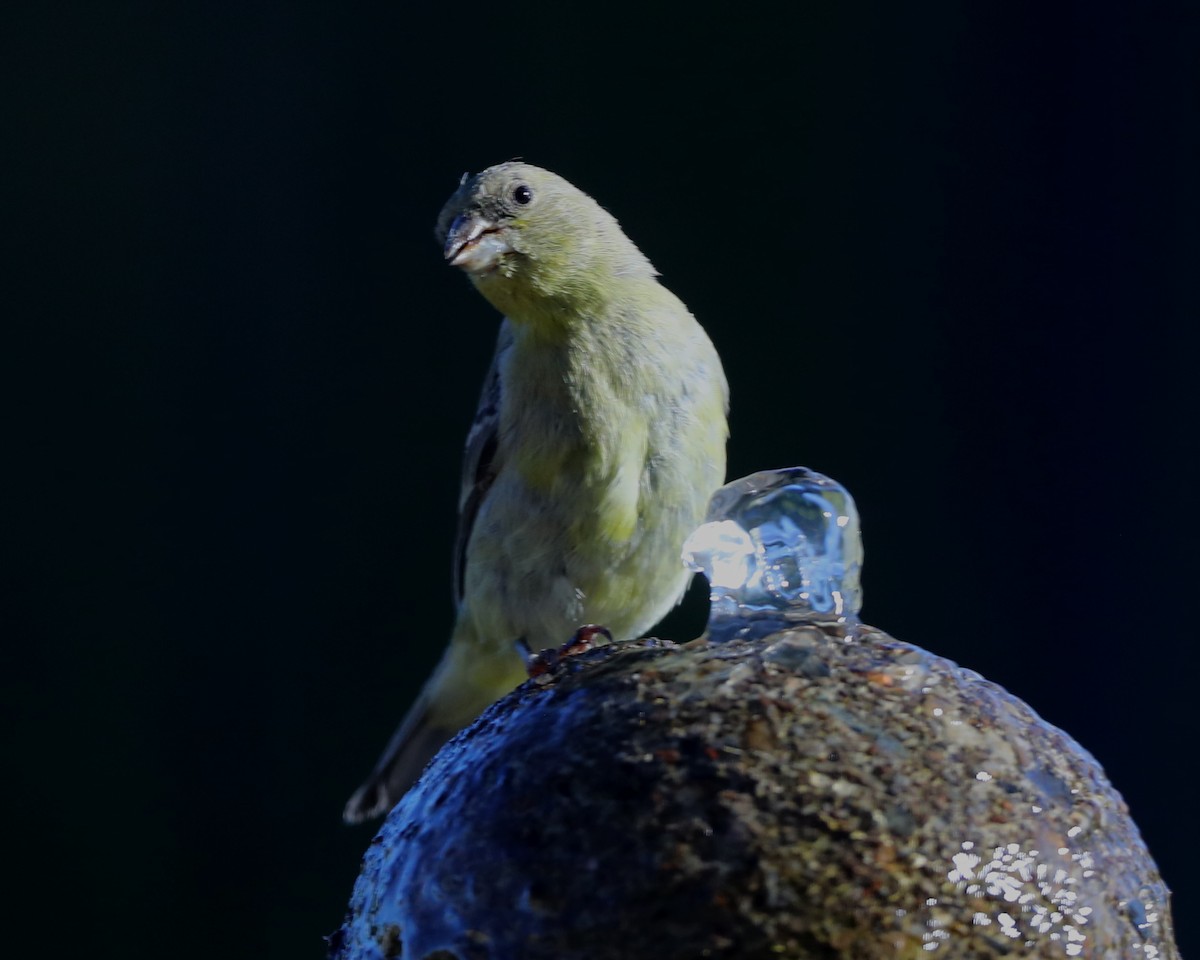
[453,320,513,604]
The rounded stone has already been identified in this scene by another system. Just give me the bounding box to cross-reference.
[330,623,1178,959]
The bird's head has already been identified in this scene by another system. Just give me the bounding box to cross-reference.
[434,161,654,323]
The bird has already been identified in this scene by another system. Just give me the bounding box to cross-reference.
[343,161,729,822]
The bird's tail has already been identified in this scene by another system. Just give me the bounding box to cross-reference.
[342,634,528,824]
[342,685,456,824]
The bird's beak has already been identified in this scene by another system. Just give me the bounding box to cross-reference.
[443,214,511,275]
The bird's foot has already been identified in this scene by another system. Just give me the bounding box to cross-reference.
[524,624,613,678]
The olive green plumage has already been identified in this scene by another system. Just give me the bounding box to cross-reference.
[344,162,728,822]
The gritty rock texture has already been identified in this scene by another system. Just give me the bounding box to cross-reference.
[330,621,1178,960]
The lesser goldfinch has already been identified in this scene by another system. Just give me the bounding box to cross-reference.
[344,162,728,822]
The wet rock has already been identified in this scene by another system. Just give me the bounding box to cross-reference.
[330,621,1178,959]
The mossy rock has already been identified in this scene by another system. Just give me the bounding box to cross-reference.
[330,622,1177,959]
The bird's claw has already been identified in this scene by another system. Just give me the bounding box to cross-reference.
[525,624,613,678]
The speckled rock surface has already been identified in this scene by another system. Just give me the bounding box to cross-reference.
[330,622,1177,959]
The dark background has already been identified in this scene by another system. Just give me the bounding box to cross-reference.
[6,3,1197,957]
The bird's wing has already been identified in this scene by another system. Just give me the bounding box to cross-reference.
[453,319,513,604]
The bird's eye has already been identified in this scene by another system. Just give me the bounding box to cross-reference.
[512,184,533,205]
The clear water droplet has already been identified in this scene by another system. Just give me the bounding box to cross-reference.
[682,467,863,640]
